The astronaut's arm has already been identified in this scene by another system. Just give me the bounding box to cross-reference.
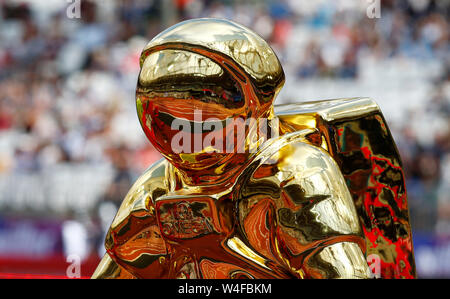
[274,141,371,278]
[92,160,170,279]
[277,190,371,278]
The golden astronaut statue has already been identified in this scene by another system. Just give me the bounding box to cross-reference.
[92,19,416,279]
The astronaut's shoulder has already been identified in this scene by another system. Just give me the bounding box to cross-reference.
[110,158,168,230]
[263,130,335,170]
[129,158,168,196]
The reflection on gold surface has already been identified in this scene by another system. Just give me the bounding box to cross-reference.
[92,254,135,279]
[93,18,415,279]
[307,242,371,279]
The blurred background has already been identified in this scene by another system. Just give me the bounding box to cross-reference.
[0,0,448,278]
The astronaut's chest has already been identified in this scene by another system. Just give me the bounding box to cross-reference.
[154,195,287,279]
[155,195,231,241]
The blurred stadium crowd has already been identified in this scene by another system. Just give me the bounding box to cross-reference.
[0,0,449,277]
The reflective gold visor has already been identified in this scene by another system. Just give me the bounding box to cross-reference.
[137,49,244,110]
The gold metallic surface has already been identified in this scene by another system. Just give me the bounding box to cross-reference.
[92,254,136,279]
[140,18,285,104]
[93,18,415,279]
[276,98,416,278]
